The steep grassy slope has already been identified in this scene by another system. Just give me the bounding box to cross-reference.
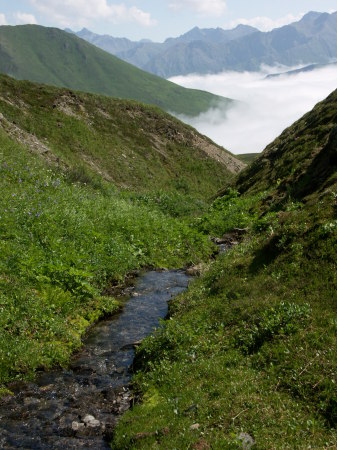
[0,76,243,387]
[235,89,337,199]
[113,91,337,448]
[0,25,232,117]
[0,75,243,200]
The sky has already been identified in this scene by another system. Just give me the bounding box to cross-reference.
[0,1,336,41]
[171,65,337,154]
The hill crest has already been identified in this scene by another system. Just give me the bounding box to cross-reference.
[0,24,232,117]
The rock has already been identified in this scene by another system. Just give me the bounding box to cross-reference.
[213,237,227,245]
[83,414,95,423]
[87,419,101,428]
[233,227,248,235]
[161,427,169,435]
[134,431,155,440]
[186,263,204,276]
[192,439,210,449]
[190,423,200,430]
[83,414,100,427]
[116,367,125,374]
[39,384,54,392]
[72,421,85,431]
[213,228,248,250]
[238,432,255,449]
[23,397,40,406]
[0,113,4,121]
[184,404,198,415]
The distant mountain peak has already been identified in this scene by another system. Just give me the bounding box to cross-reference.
[70,11,337,78]
[300,11,324,22]
[233,24,258,31]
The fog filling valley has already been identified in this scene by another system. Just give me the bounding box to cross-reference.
[170,65,337,154]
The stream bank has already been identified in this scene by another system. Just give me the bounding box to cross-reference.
[0,270,190,449]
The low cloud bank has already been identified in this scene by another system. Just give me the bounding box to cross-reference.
[170,66,337,154]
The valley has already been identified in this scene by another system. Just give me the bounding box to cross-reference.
[113,87,337,449]
[0,5,336,449]
[0,74,241,390]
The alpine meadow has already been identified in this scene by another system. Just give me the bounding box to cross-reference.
[0,5,337,450]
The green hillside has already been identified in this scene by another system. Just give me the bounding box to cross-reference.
[0,75,243,386]
[113,91,337,448]
[0,74,243,197]
[0,25,232,117]
[236,152,259,165]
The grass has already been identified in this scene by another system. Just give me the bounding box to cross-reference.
[112,89,337,448]
[1,60,336,448]
[113,190,337,448]
[0,74,240,387]
[0,129,215,385]
[0,25,232,117]
[0,74,235,199]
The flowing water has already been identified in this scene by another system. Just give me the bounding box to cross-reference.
[0,270,190,449]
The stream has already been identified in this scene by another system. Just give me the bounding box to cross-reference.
[0,270,190,449]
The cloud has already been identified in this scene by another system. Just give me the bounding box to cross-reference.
[170,65,337,154]
[30,0,156,28]
[169,0,226,16]
[229,13,304,32]
[0,13,7,25]
[14,12,37,25]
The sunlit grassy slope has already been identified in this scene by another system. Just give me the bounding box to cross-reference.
[0,25,232,117]
[0,75,242,386]
[113,90,337,448]
[0,74,243,197]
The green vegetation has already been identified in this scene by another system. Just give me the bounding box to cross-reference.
[1,54,336,448]
[236,153,259,165]
[0,24,232,117]
[0,75,242,385]
[112,91,337,447]
[0,74,239,198]
[0,130,214,384]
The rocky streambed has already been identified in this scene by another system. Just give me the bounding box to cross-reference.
[0,270,190,449]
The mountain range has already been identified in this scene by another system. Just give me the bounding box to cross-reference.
[0,25,231,117]
[71,11,337,77]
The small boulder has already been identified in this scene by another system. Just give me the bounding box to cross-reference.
[83,414,100,428]
[186,263,204,276]
[238,432,255,449]
[72,421,85,431]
